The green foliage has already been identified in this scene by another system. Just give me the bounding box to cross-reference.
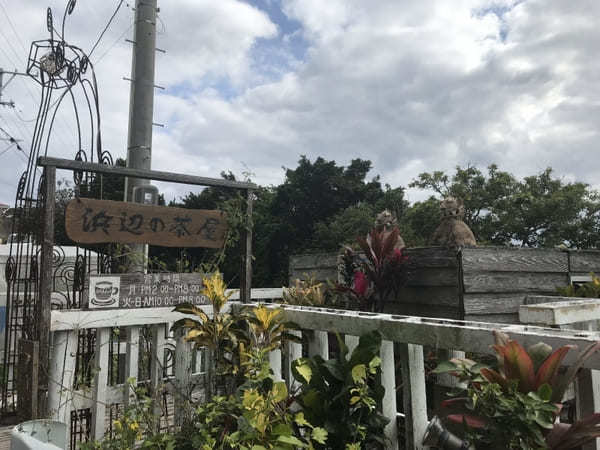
[557,274,600,298]
[282,276,328,306]
[292,331,389,450]
[409,164,600,248]
[434,331,600,449]
[79,379,175,450]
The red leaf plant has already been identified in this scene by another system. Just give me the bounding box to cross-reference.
[435,330,600,449]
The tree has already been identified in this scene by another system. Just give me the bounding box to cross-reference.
[409,165,600,248]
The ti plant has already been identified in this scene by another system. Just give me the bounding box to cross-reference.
[338,227,410,312]
[292,330,389,450]
[434,330,600,449]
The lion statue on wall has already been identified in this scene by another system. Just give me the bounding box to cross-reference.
[431,197,476,248]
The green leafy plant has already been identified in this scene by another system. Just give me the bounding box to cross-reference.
[557,273,600,298]
[283,276,327,306]
[292,330,389,449]
[171,272,239,398]
[434,331,600,449]
[175,303,326,450]
[79,379,175,450]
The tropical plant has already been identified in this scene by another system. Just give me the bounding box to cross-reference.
[292,330,389,449]
[338,227,410,312]
[283,276,327,306]
[557,273,600,298]
[171,272,239,398]
[434,331,600,449]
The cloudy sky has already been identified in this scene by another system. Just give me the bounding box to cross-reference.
[0,0,598,205]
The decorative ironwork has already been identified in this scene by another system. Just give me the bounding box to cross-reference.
[1,1,115,418]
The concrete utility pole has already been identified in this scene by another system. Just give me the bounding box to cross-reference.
[124,0,157,200]
[124,0,158,270]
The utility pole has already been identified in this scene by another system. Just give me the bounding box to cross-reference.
[0,68,21,108]
[124,0,159,270]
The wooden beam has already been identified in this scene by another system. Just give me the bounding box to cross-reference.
[37,156,257,190]
[39,165,56,417]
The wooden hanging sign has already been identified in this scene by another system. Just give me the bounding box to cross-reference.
[65,198,227,248]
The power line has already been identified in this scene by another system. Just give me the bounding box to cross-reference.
[89,0,125,59]
[0,0,28,54]
[95,22,134,65]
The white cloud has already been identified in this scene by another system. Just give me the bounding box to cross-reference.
[0,0,599,206]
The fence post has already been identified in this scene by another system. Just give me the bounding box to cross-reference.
[47,330,77,426]
[399,343,428,450]
[269,348,283,382]
[91,328,111,440]
[285,330,302,391]
[39,164,56,417]
[308,330,328,360]
[381,340,399,450]
[345,334,359,355]
[174,331,193,427]
[124,326,140,407]
[150,323,166,430]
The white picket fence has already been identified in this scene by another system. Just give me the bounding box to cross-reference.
[48,290,600,450]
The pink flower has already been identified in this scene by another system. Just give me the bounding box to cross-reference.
[393,248,408,262]
[353,271,368,297]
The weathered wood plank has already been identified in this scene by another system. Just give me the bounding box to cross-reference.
[66,198,227,248]
[48,331,77,426]
[250,305,600,370]
[464,313,518,324]
[462,247,568,273]
[381,340,399,450]
[383,302,462,320]
[289,253,339,270]
[50,304,220,331]
[124,326,140,407]
[407,268,459,287]
[463,271,568,294]
[463,292,549,314]
[38,156,257,190]
[569,250,600,274]
[404,247,459,269]
[174,331,193,427]
[92,328,111,440]
[289,268,338,283]
[150,324,166,429]
[395,286,460,307]
[39,165,56,417]
[307,330,328,360]
[285,330,303,391]
[399,343,427,450]
[269,349,283,382]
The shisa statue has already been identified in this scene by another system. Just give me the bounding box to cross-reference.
[370,209,405,250]
[431,197,476,248]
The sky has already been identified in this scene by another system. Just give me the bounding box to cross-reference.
[0,0,598,205]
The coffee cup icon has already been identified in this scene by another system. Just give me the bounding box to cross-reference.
[93,281,119,306]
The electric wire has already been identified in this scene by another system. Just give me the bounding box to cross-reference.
[94,22,134,65]
[89,0,125,59]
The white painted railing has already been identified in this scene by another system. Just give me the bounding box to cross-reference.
[48,291,600,450]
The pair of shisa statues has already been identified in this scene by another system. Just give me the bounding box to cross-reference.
[373,197,476,249]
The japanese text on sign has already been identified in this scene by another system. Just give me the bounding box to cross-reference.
[66,198,227,248]
[88,273,209,310]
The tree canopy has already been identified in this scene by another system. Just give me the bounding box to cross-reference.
[48,157,600,288]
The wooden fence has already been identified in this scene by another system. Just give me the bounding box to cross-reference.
[48,290,600,450]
